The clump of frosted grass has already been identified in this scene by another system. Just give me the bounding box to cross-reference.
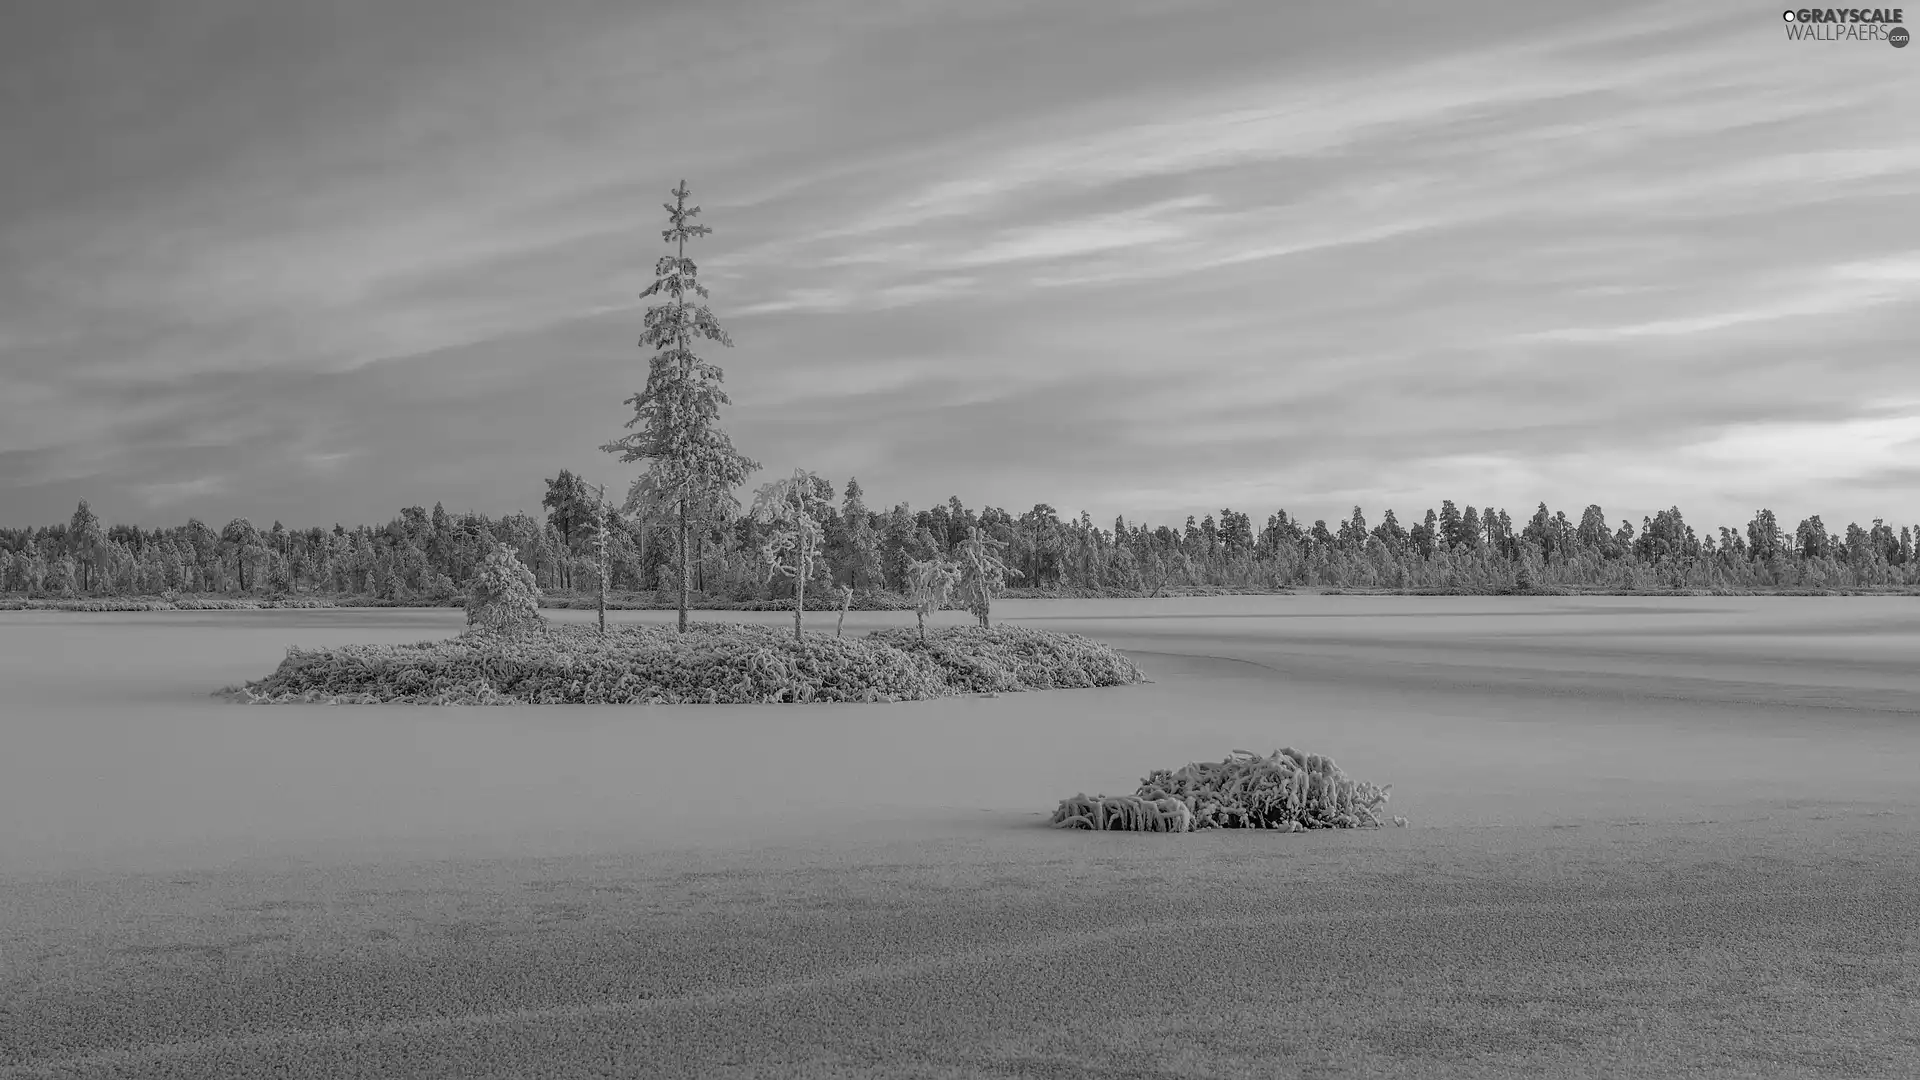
[0,596,336,611]
[865,624,1147,693]
[1051,748,1403,832]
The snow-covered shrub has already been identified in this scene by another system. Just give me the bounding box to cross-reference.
[1051,747,1403,832]
[465,543,546,634]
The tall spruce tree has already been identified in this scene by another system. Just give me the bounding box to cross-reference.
[602,181,759,632]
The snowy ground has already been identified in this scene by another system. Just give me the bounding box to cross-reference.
[2,596,1916,1078]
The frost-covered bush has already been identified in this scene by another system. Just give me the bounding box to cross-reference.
[218,622,1148,705]
[867,625,1147,694]
[1051,747,1403,832]
[465,543,545,634]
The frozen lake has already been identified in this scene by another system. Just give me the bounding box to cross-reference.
[2,595,1916,1077]
[4,595,1915,877]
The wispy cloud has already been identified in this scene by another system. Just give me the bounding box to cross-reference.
[136,477,228,507]
[1524,252,1920,342]
[1682,414,1920,488]
[2,0,1917,533]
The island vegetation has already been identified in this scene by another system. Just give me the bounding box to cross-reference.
[121,181,1137,706]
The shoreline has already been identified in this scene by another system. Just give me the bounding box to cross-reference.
[4,583,1919,614]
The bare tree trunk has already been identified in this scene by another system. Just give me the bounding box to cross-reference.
[594,487,609,637]
[677,498,691,633]
[916,607,926,642]
[836,584,852,638]
[793,566,805,643]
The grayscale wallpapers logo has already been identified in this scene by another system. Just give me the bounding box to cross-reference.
[1782,7,1909,44]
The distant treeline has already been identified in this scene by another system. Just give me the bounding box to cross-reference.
[1,481,1915,602]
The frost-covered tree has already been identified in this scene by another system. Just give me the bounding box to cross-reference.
[1438,500,1465,552]
[905,557,959,641]
[21,541,47,594]
[834,583,855,638]
[752,468,832,642]
[221,518,261,593]
[880,503,917,590]
[1747,508,1783,562]
[583,482,622,636]
[541,470,596,589]
[68,500,105,593]
[466,542,546,634]
[834,478,882,589]
[954,526,1019,628]
[603,181,759,632]
[428,501,454,580]
[45,552,75,596]
[1794,514,1830,560]
[1576,504,1611,552]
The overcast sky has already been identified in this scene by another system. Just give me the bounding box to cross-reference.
[2,0,1916,535]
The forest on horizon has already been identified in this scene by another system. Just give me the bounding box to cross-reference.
[1,478,1915,601]
[5,183,1914,605]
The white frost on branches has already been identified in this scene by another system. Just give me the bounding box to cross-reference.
[752,468,835,642]
[954,526,1019,628]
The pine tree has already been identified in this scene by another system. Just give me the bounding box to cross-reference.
[68,500,105,593]
[428,502,453,579]
[1438,500,1464,553]
[1371,509,1407,553]
[603,181,759,632]
[837,478,882,589]
[542,470,595,589]
[1794,514,1829,560]
[1522,503,1554,558]
[221,519,260,593]
[62,499,101,591]
[1412,509,1439,559]
[1337,506,1368,550]
[1746,509,1782,562]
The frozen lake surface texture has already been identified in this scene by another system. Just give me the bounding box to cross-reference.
[1,596,1916,1078]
